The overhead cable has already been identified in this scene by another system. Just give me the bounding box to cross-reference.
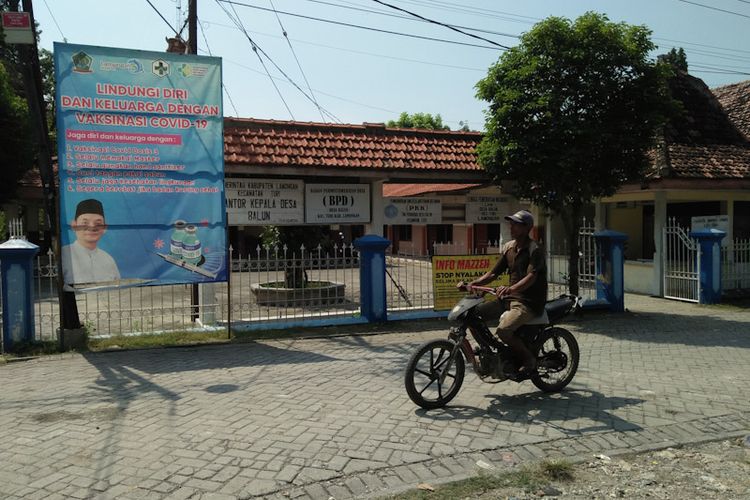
[268,0,329,122]
[676,0,750,19]
[217,0,296,119]
[42,0,67,42]
[198,20,241,116]
[370,0,509,48]
[145,0,180,36]
[217,0,502,50]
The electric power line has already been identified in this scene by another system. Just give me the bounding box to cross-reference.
[370,0,510,49]
[198,20,241,116]
[217,0,503,50]
[268,0,328,122]
[42,0,67,42]
[145,0,180,36]
[217,0,296,119]
[676,0,750,19]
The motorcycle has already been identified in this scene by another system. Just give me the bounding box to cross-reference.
[404,285,581,409]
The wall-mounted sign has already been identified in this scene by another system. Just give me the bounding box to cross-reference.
[466,196,507,223]
[384,198,441,224]
[1,12,33,44]
[692,215,730,245]
[225,178,304,225]
[305,184,370,223]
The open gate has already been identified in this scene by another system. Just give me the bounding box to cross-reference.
[663,219,701,302]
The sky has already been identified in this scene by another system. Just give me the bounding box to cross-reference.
[30,0,750,131]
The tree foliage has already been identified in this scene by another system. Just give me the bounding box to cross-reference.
[475,12,675,293]
[386,112,450,130]
[0,60,34,204]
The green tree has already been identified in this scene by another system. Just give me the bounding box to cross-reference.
[659,47,688,72]
[476,12,674,294]
[386,112,450,130]
[0,60,34,205]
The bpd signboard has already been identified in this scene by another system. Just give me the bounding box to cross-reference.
[55,43,226,289]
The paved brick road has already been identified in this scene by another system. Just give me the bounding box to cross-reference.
[1,295,748,499]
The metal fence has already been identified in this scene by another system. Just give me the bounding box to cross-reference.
[385,250,434,312]
[722,238,750,293]
[546,221,598,302]
[221,244,361,327]
[30,243,362,340]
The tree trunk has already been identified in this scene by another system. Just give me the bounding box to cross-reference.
[560,205,583,296]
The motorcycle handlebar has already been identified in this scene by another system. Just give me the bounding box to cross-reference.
[457,283,583,311]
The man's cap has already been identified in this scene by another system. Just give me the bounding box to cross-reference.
[75,199,104,219]
[504,209,534,226]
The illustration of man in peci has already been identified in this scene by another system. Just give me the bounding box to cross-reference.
[62,198,121,286]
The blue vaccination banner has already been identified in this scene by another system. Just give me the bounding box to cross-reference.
[54,43,226,289]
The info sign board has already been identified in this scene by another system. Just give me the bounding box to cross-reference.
[466,196,507,224]
[305,184,370,223]
[1,12,34,44]
[432,254,509,311]
[225,178,304,225]
[55,43,226,289]
[691,215,730,246]
[384,198,441,224]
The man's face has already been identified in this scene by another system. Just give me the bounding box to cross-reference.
[73,213,106,246]
[509,221,530,240]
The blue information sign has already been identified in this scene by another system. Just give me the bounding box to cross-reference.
[55,43,226,289]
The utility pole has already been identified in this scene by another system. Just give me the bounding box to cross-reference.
[15,0,81,338]
[187,0,200,322]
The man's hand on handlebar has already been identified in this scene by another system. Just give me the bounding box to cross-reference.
[495,285,512,297]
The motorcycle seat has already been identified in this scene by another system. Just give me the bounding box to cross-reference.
[525,311,549,325]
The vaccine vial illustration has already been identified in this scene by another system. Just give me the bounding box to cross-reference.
[170,220,187,259]
[182,224,202,265]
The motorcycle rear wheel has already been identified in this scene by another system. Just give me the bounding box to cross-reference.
[404,339,465,409]
[531,327,579,392]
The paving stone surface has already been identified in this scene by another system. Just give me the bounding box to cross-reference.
[1,295,748,499]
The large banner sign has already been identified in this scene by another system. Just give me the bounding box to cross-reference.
[55,43,226,289]
[432,255,509,310]
[225,178,304,225]
[384,198,441,224]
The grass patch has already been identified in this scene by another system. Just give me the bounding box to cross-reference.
[88,330,229,351]
[1,340,60,360]
[386,460,574,500]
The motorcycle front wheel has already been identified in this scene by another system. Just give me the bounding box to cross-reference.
[531,327,579,392]
[404,339,465,409]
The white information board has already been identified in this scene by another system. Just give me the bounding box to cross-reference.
[305,184,371,223]
[466,196,508,223]
[384,198,442,224]
[225,178,304,225]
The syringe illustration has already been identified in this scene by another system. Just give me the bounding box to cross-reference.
[156,252,217,279]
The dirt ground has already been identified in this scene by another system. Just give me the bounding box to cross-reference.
[475,437,750,499]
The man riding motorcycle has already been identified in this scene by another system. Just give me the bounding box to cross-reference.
[458,210,548,374]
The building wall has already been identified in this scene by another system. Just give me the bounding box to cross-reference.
[607,204,644,260]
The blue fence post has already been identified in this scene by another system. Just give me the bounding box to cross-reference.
[0,238,40,351]
[689,228,726,304]
[353,235,391,322]
[592,230,628,312]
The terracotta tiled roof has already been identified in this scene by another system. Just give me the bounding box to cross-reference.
[383,183,481,197]
[667,144,750,178]
[713,80,750,140]
[224,118,483,173]
[650,73,750,180]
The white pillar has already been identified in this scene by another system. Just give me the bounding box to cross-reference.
[198,283,217,326]
[653,191,667,296]
[594,200,605,231]
[367,180,385,237]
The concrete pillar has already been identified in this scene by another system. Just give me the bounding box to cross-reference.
[0,238,40,351]
[594,200,605,231]
[593,230,628,312]
[366,180,385,237]
[353,235,391,322]
[653,191,667,296]
[198,283,217,326]
[690,228,726,304]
